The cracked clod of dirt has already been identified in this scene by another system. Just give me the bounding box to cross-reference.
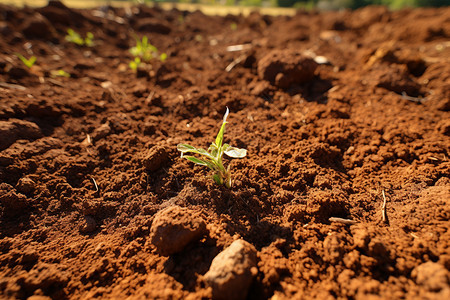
[0,119,42,151]
[142,145,169,172]
[257,49,318,89]
[204,239,258,300]
[149,206,207,256]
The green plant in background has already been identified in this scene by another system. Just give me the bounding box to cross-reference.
[65,29,94,47]
[16,53,36,69]
[130,36,167,63]
[177,108,247,188]
[84,32,94,47]
[159,52,168,62]
[50,69,71,78]
[129,57,142,71]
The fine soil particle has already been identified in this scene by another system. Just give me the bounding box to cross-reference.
[0,2,449,299]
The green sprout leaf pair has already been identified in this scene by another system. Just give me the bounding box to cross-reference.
[129,57,141,71]
[177,108,247,188]
[16,53,36,69]
[129,36,167,64]
[50,69,71,78]
[65,29,94,47]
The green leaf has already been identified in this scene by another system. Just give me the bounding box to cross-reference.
[184,156,208,166]
[184,156,218,172]
[149,44,158,53]
[208,143,218,158]
[177,144,213,159]
[66,29,84,45]
[16,53,36,69]
[224,146,247,158]
[130,47,139,57]
[50,69,70,78]
[177,144,197,152]
[129,57,141,70]
[28,56,36,66]
[142,36,148,47]
[215,107,229,148]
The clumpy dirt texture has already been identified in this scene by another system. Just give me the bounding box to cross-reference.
[0,1,449,299]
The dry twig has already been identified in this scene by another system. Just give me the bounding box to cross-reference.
[225,55,245,72]
[0,82,27,90]
[401,92,425,104]
[91,177,99,192]
[329,217,358,225]
[381,190,387,224]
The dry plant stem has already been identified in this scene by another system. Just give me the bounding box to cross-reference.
[401,92,425,104]
[381,190,387,223]
[92,178,99,192]
[225,55,245,72]
[329,217,358,225]
[0,82,27,90]
[47,78,64,87]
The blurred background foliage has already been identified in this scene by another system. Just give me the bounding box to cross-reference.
[134,0,449,9]
[5,0,448,10]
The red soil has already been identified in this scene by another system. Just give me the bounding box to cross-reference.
[0,2,449,299]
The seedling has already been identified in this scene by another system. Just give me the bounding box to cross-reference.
[159,52,167,62]
[177,108,247,188]
[130,36,167,62]
[129,57,141,71]
[65,29,94,47]
[50,69,71,78]
[16,53,36,69]
[84,32,94,47]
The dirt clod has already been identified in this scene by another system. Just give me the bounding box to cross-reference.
[91,123,111,141]
[142,145,169,172]
[204,239,258,300]
[257,49,318,88]
[136,18,171,34]
[0,183,29,216]
[149,206,206,256]
[16,177,36,194]
[79,216,97,234]
[412,262,450,292]
[21,13,56,40]
[0,119,42,150]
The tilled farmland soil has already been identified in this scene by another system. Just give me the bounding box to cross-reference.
[1,1,449,299]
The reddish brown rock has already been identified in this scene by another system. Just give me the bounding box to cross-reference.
[149,206,206,256]
[204,239,258,300]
